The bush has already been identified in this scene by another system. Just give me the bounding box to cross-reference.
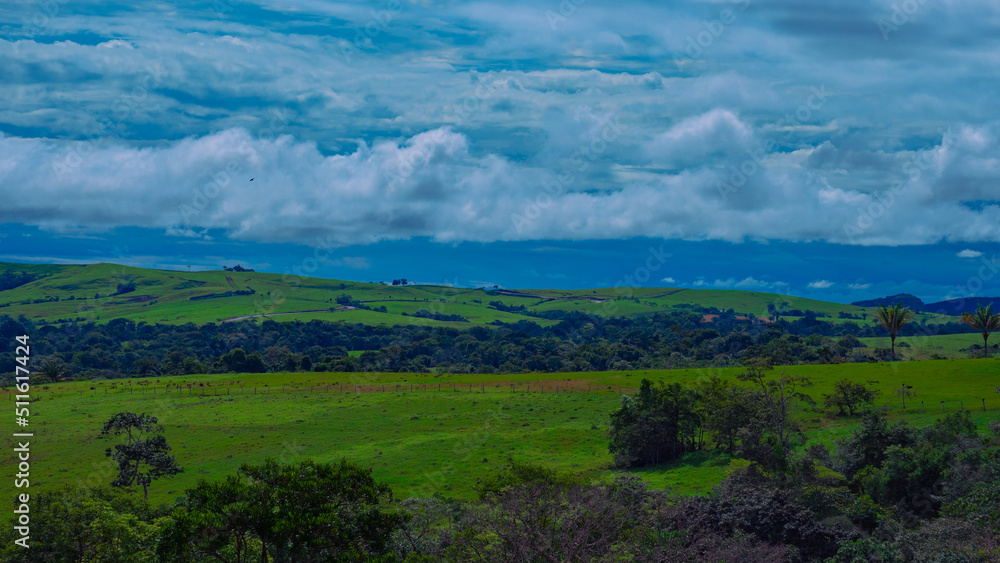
[608,379,702,468]
[823,379,879,416]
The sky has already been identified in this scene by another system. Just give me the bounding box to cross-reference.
[1,0,999,304]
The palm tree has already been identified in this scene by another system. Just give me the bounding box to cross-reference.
[873,302,914,357]
[36,356,71,383]
[961,303,1000,358]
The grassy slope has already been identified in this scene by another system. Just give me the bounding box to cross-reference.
[859,333,988,360]
[4,359,998,505]
[0,261,967,329]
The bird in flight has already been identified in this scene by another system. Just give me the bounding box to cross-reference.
[250,178,254,181]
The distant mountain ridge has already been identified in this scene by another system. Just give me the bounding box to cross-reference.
[851,293,1000,315]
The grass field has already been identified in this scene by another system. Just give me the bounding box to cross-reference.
[859,333,989,360]
[0,261,969,329]
[4,359,998,506]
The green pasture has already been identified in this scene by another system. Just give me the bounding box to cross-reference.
[859,333,988,360]
[2,359,998,506]
[1,261,971,330]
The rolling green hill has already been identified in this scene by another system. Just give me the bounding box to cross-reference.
[0,261,965,329]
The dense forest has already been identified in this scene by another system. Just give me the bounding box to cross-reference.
[0,308,984,384]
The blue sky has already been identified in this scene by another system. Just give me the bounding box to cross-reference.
[1,0,999,303]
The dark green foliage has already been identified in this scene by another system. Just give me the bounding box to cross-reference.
[114,280,136,295]
[835,411,916,480]
[698,375,767,452]
[220,347,266,372]
[34,355,71,383]
[411,309,469,322]
[736,358,813,472]
[942,481,1000,530]
[826,537,903,562]
[608,379,702,468]
[681,480,858,560]
[0,305,982,382]
[474,460,581,500]
[5,413,1000,561]
[0,486,167,562]
[100,412,182,500]
[824,378,879,416]
[0,270,37,291]
[836,410,999,521]
[857,443,951,516]
[159,458,405,562]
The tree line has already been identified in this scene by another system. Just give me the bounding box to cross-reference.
[1,306,991,385]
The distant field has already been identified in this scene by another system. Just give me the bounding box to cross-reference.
[3,359,998,504]
[859,333,988,359]
[0,261,972,329]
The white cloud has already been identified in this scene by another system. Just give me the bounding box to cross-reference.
[4,2,1000,248]
[848,283,871,290]
[661,277,676,283]
[5,120,1000,248]
[808,280,834,289]
[958,249,983,258]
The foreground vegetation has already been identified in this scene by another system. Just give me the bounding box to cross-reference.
[2,379,999,561]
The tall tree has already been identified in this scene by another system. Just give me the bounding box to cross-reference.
[873,302,914,357]
[961,302,1000,358]
[736,357,813,472]
[99,412,182,500]
[159,458,404,562]
[35,356,71,383]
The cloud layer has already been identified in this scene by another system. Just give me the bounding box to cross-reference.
[1,0,999,249]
